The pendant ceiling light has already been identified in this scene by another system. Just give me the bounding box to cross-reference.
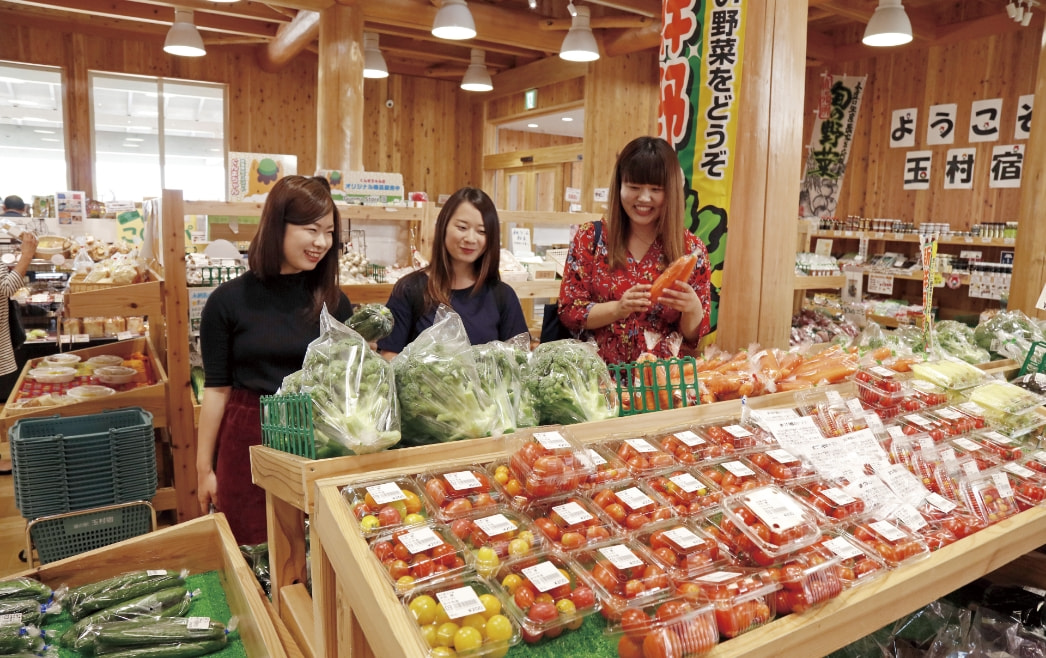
[559,5,600,62]
[164,9,206,57]
[363,32,389,79]
[432,0,477,41]
[460,49,493,92]
[862,0,913,47]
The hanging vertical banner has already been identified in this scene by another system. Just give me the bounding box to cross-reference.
[659,0,746,341]
[798,74,867,219]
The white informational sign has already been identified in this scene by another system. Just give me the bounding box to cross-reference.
[339,171,405,204]
[842,269,863,304]
[889,108,917,148]
[969,98,1003,143]
[926,103,957,145]
[814,239,833,257]
[56,191,86,225]
[228,152,298,202]
[593,188,609,202]
[511,227,533,256]
[564,187,581,203]
[903,151,932,190]
[867,273,894,295]
[1015,94,1034,140]
[988,144,1024,189]
[943,148,976,190]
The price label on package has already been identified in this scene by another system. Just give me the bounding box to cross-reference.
[599,545,644,570]
[615,487,655,510]
[583,449,607,467]
[552,502,593,526]
[870,520,907,542]
[0,613,23,626]
[743,488,806,531]
[186,617,212,631]
[892,503,927,531]
[868,273,895,295]
[723,425,753,438]
[400,527,444,554]
[522,561,569,592]
[767,449,800,464]
[534,431,570,450]
[696,571,741,584]
[437,586,486,619]
[823,536,863,560]
[474,514,517,537]
[625,438,657,453]
[925,492,957,513]
[444,471,482,491]
[664,527,704,549]
[365,482,406,505]
[674,430,705,447]
[721,461,756,478]
[670,473,706,494]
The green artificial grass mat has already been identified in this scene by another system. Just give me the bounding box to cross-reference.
[43,571,247,657]
[506,613,616,657]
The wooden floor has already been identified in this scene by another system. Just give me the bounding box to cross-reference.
[0,440,28,575]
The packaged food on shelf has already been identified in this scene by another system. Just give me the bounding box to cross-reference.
[66,384,116,400]
[653,426,730,464]
[915,493,986,541]
[743,448,818,485]
[573,539,673,620]
[977,405,1046,440]
[948,437,1003,472]
[403,575,521,657]
[967,430,1026,462]
[907,380,951,408]
[634,520,731,580]
[809,531,888,589]
[369,522,471,594]
[610,597,719,658]
[1024,451,1046,475]
[42,353,81,366]
[506,429,595,499]
[845,519,931,567]
[695,422,774,453]
[341,476,431,538]
[698,459,771,495]
[855,365,906,401]
[104,316,127,335]
[449,507,545,576]
[675,568,778,639]
[524,495,614,552]
[910,358,989,391]
[968,380,1045,416]
[28,366,76,383]
[647,469,723,516]
[718,486,822,562]
[576,444,629,491]
[764,548,844,615]
[62,317,82,335]
[491,551,598,644]
[82,317,106,338]
[896,412,953,443]
[997,461,1046,510]
[489,461,533,510]
[789,479,868,523]
[417,466,503,521]
[587,480,676,535]
[922,406,982,437]
[94,365,137,385]
[126,316,145,334]
[604,435,679,476]
[957,471,1020,525]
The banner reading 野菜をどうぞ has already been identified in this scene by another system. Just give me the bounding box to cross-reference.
[799,74,867,219]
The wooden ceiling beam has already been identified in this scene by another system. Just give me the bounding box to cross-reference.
[127,0,288,22]
[584,0,660,19]
[368,24,550,60]
[538,15,655,30]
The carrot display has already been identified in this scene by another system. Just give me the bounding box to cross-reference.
[649,252,699,304]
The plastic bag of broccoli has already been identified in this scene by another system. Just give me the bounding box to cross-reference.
[279,306,400,457]
[393,306,499,445]
[974,310,1045,362]
[933,320,990,364]
[472,333,537,433]
[524,339,618,425]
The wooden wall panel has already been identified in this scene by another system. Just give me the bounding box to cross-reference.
[496,130,580,153]
[802,27,1041,230]
[486,78,585,122]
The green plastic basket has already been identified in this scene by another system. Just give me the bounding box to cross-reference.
[367,263,387,283]
[1020,341,1046,376]
[28,501,156,565]
[608,356,701,416]
[197,265,245,287]
[260,393,316,458]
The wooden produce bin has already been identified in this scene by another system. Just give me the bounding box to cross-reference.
[4,513,300,657]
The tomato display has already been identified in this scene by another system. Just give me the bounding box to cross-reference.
[923,407,980,437]
[654,428,729,464]
[971,431,1026,462]
[588,481,676,533]
[404,577,519,655]
[417,467,502,520]
[718,486,821,562]
[508,431,593,499]
[765,549,844,614]
[916,494,986,540]
[370,524,469,593]
[610,597,719,658]
[744,449,816,484]
[578,445,630,490]
[949,438,1003,472]
[699,460,770,496]
[696,423,772,452]
[607,437,679,476]
[810,533,888,588]
[343,477,429,537]
[635,521,728,579]
[790,479,866,521]
[573,540,672,620]
[855,365,904,394]
[677,569,777,639]
[450,507,545,576]
[527,496,614,551]
[847,520,930,567]
[648,470,722,516]
[959,476,1020,524]
[492,553,596,643]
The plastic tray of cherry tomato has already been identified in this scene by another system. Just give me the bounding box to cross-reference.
[370,522,472,594]
[652,426,730,464]
[922,407,982,437]
[525,495,615,552]
[1002,461,1046,509]
[896,412,954,443]
[603,436,679,476]
[695,422,773,454]
[789,479,868,524]
[490,460,533,510]
[507,429,595,499]
[947,437,1003,472]
[403,575,521,657]
[763,547,844,615]
[418,466,503,521]
[959,472,1022,524]
[342,476,432,538]
[447,507,546,577]
[573,539,674,620]
[742,448,817,485]
[675,567,779,639]
[968,430,1026,462]
[491,551,598,644]
[697,459,770,495]
[647,469,723,517]
[718,486,822,560]
[916,493,986,541]
[610,596,719,658]
[907,379,951,407]
[844,519,931,567]
[809,531,888,589]
[576,444,630,491]
[587,480,677,535]
[633,519,731,581]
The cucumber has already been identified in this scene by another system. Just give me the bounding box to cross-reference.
[70,571,186,619]
[95,637,227,657]
[0,598,61,625]
[346,303,394,342]
[94,617,228,648]
[0,625,43,654]
[0,577,51,602]
[66,570,182,609]
[64,586,192,650]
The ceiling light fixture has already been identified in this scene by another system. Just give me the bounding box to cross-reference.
[363,32,389,79]
[862,0,913,47]
[432,0,477,40]
[528,0,537,8]
[164,9,206,57]
[527,123,539,128]
[561,117,573,121]
[460,49,493,92]
[207,0,240,3]
[1010,0,1038,25]
[559,5,600,62]
[33,129,55,134]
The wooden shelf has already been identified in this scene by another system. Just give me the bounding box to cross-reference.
[793,274,846,290]
[810,229,1014,248]
[857,269,971,286]
[340,279,562,306]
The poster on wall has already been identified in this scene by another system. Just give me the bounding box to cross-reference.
[943,148,976,190]
[1015,94,1034,140]
[55,191,86,225]
[926,104,957,145]
[903,151,933,190]
[227,152,298,202]
[889,108,917,148]
[798,74,867,219]
[988,144,1024,188]
[659,0,748,343]
[969,98,1002,143]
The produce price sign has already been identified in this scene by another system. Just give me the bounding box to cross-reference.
[867,273,894,295]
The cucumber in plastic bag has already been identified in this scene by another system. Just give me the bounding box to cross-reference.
[0,577,51,603]
[346,303,394,342]
[70,570,188,619]
[95,638,228,657]
[63,587,194,650]
[94,616,235,653]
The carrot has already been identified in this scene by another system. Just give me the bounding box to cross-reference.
[777,352,803,380]
[635,353,659,410]
[868,346,893,362]
[649,252,698,303]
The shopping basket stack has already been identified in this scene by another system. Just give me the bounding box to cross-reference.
[10,407,157,564]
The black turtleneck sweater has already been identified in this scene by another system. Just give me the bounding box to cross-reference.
[200,270,352,394]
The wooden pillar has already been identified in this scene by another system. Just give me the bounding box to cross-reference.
[1006,32,1046,319]
[317,5,364,172]
[64,33,93,195]
[716,0,807,350]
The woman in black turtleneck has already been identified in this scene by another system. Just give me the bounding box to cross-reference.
[198,176,352,544]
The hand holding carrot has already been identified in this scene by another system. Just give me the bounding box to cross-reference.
[617,283,651,319]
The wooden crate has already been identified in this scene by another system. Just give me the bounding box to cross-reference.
[0,336,169,435]
[4,514,300,658]
[63,277,163,320]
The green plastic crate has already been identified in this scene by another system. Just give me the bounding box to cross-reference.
[199,265,245,286]
[608,356,701,416]
[260,393,316,458]
[1020,341,1046,376]
[367,263,387,283]
[28,501,156,565]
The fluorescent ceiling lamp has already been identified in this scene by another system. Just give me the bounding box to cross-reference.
[164,9,206,57]
[432,0,476,40]
[461,49,493,92]
[560,6,600,62]
[363,32,389,79]
[208,0,240,3]
[862,0,913,47]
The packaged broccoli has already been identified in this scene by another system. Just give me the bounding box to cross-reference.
[524,339,618,425]
[281,305,400,457]
[472,333,537,433]
[393,306,498,445]
[933,320,990,364]
[974,310,1045,362]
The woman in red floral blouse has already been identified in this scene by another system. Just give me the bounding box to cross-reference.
[557,136,711,364]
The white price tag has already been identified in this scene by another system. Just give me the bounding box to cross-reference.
[116,331,135,341]
[674,430,705,447]
[625,438,657,453]
[954,437,981,452]
[826,390,845,406]
[534,431,570,450]
[522,561,570,592]
[74,333,90,343]
[444,471,483,491]
[846,399,865,416]
[888,426,907,440]
[584,449,607,467]
[669,473,706,494]
[904,414,934,428]
[437,586,486,619]
[868,273,895,295]
[147,569,168,576]
[399,527,444,554]
[473,514,517,537]
[186,617,211,631]
[821,487,857,506]
[767,449,800,464]
[940,448,958,465]
[552,502,593,526]
[723,425,753,438]
[0,613,22,626]
[696,570,741,584]
[892,503,927,531]
[366,482,406,505]
[918,436,937,454]
[870,366,894,378]
[742,488,806,531]
[992,472,1014,499]
[1004,463,1035,479]
[959,401,987,415]
[1035,451,1046,465]
[984,431,1012,444]
[935,408,962,420]
[721,461,756,478]
[869,520,907,542]
[599,544,644,570]
[823,536,863,560]
[615,487,655,510]
[962,460,980,477]
[664,526,704,550]
[925,492,958,513]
